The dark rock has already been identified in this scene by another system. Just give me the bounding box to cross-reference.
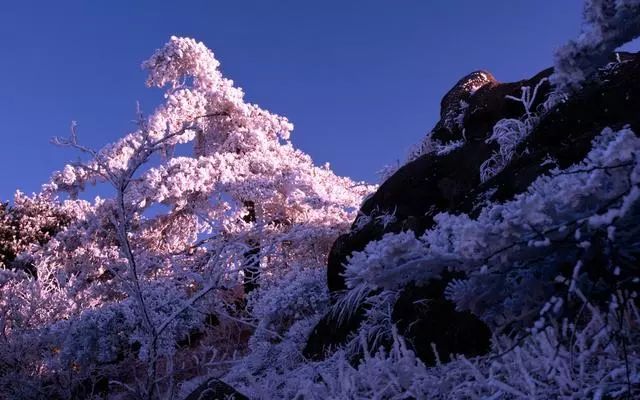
[177,313,220,349]
[327,67,555,294]
[307,273,492,364]
[309,52,640,365]
[184,378,249,400]
[471,54,640,209]
[70,375,110,400]
[439,70,497,131]
[302,302,367,361]
[392,275,491,365]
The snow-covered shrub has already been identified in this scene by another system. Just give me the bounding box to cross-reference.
[341,126,640,331]
[406,133,466,165]
[0,192,73,274]
[249,267,328,336]
[552,0,640,97]
[243,121,631,397]
[224,293,639,399]
[479,78,548,182]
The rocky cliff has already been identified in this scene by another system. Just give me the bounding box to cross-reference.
[304,52,640,367]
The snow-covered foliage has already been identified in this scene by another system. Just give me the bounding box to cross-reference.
[345,126,640,328]
[552,0,640,97]
[222,298,639,399]
[0,37,372,399]
[405,134,466,168]
[480,78,548,182]
[406,98,468,164]
[0,192,73,274]
[219,126,640,400]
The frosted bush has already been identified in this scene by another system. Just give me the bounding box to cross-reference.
[552,0,640,97]
[341,126,640,331]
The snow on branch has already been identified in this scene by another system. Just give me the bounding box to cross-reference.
[551,0,640,97]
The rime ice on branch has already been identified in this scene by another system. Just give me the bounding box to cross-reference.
[552,0,640,96]
[0,36,373,399]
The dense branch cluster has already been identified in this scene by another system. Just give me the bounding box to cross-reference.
[0,37,372,399]
[0,192,73,275]
[552,0,640,96]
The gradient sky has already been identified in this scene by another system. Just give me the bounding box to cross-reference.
[1,0,636,200]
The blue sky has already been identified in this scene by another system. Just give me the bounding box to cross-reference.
[0,0,632,200]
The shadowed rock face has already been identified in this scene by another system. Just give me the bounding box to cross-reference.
[390,273,492,365]
[305,52,640,364]
[184,378,249,400]
[326,66,556,294]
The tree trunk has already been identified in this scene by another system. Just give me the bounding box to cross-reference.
[242,200,260,294]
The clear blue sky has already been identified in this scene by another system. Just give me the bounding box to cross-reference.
[1,0,635,200]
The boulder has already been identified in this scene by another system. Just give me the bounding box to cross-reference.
[183,377,249,400]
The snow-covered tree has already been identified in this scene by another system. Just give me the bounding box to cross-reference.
[0,191,73,275]
[0,37,372,399]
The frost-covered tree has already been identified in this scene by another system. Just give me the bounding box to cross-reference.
[0,192,73,275]
[0,37,372,399]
